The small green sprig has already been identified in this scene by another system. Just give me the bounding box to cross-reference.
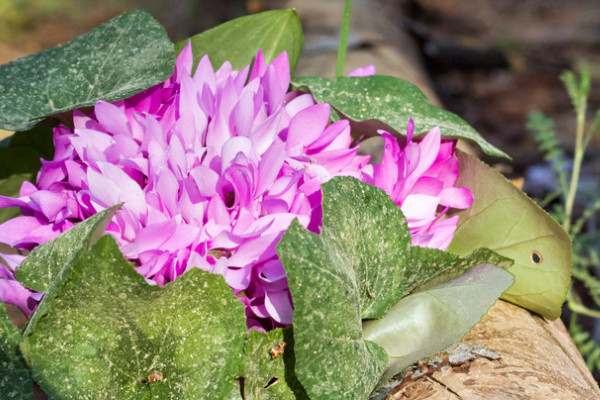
[336,0,352,77]
[570,313,600,372]
[529,68,600,372]
[559,69,600,233]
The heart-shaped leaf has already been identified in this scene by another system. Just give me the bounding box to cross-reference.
[0,11,175,131]
[278,176,491,399]
[175,9,303,75]
[20,235,247,399]
[447,151,571,320]
[292,76,509,159]
[279,219,388,400]
[363,264,513,383]
[0,305,31,400]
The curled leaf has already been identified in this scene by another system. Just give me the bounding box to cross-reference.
[448,151,571,320]
[363,264,514,383]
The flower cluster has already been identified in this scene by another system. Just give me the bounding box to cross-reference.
[0,45,472,330]
[363,121,473,250]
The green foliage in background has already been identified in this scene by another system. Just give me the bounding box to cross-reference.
[527,68,600,374]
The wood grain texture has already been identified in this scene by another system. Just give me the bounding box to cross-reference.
[389,301,600,400]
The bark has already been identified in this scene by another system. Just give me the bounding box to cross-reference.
[266,0,600,398]
[384,301,600,399]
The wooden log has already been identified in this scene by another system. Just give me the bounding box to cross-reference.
[385,301,600,399]
[265,0,600,398]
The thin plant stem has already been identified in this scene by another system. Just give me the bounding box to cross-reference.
[336,0,352,78]
[564,96,587,234]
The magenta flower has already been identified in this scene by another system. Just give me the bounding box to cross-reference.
[361,119,473,250]
[0,46,471,330]
[0,44,368,329]
[347,65,376,77]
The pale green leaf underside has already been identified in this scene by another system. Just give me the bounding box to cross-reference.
[0,305,32,400]
[363,264,514,383]
[0,11,175,131]
[20,236,246,400]
[292,76,509,159]
[448,151,571,320]
[175,9,303,75]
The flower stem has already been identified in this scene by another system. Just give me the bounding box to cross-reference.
[563,88,587,234]
[336,0,352,78]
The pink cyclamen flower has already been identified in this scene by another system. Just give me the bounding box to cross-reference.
[0,46,471,330]
[347,65,376,77]
[360,119,473,250]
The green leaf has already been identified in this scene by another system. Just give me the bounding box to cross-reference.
[291,76,509,159]
[277,177,511,397]
[175,9,303,75]
[278,177,476,399]
[448,151,572,320]
[16,206,119,294]
[17,206,119,349]
[0,11,175,131]
[0,304,32,399]
[242,328,308,400]
[363,264,513,383]
[407,247,512,293]
[0,126,55,223]
[279,219,387,400]
[20,235,247,400]
[0,173,30,223]
[0,126,54,179]
[0,125,55,161]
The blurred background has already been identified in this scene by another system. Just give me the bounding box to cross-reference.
[1,0,598,186]
[2,0,600,380]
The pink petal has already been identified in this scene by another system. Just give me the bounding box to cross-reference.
[438,187,474,209]
[264,290,293,325]
[0,279,38,317]
[248,49,267,82]
[347,65,375,77]
[400,194,440,221]
[95,101,131,137]
[286,104,330,150]
[284,93,314,118]
[373,132,401,195]
[0,216,48,247]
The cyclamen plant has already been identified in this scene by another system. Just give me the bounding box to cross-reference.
[0,44,471,330]
[0,8,571,400]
